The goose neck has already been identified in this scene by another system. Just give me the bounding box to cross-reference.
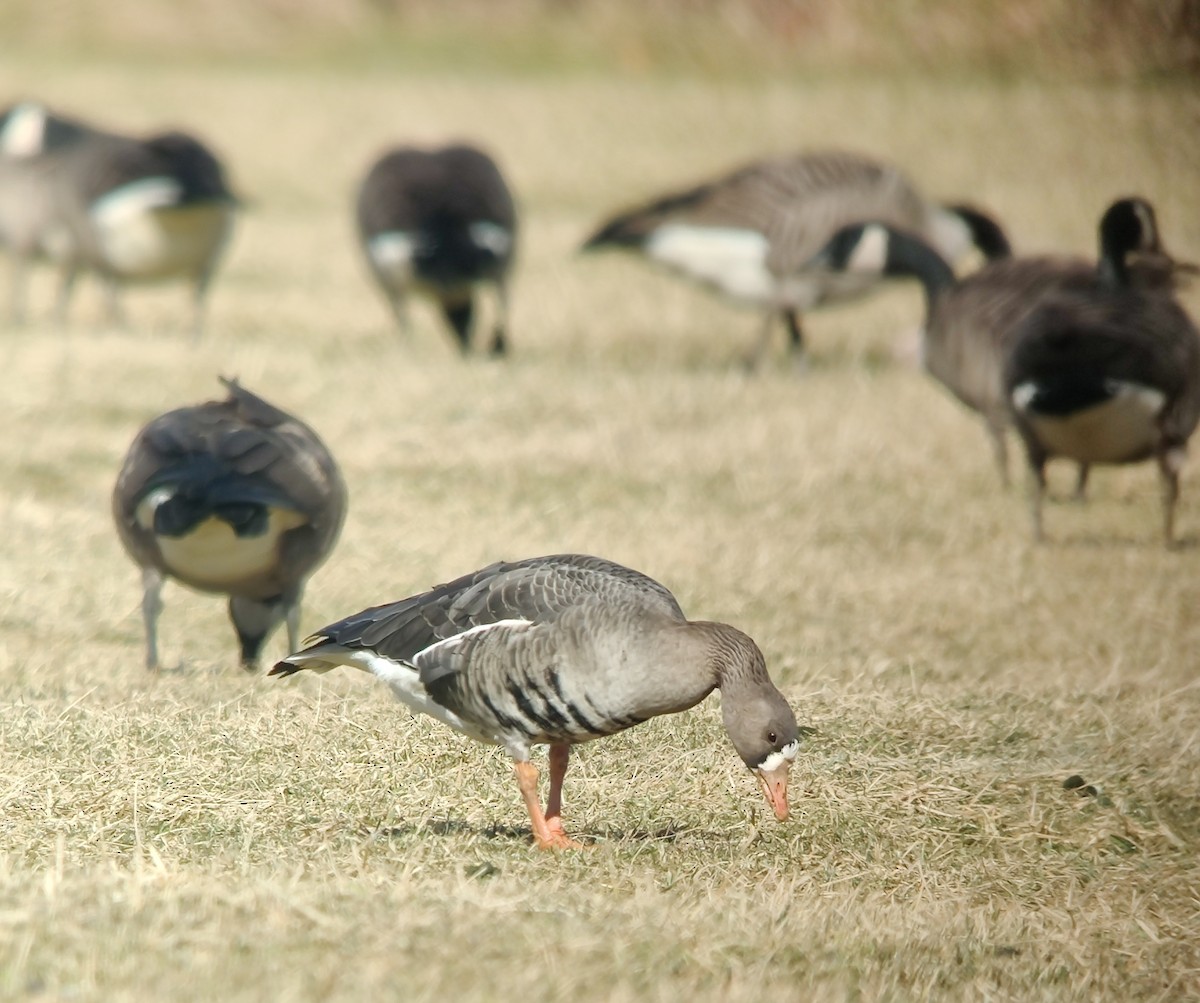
[887,230,956,316]
[687,620,768,692]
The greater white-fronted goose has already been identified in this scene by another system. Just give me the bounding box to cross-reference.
[0,101,104,324]
[580,149,1010,369]
[270,553,801,849]
[54,127,238,338]
[1005,241,1200,547]
[808,198,1195,493]
[114,377,347,670]
[355,143,517,355]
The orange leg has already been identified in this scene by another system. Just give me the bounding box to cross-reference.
[545,743,571,837]
[513,758,582,850]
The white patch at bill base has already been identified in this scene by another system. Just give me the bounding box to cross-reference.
[645,224,774,301]
[1012,380,1166,463]
[755,739,800,774]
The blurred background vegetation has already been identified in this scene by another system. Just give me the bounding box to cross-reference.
[4,0,1199,81]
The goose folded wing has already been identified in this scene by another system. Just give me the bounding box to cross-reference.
[412,617,541,712]
[308,555,684,664]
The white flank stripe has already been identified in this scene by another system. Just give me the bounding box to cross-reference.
[645,224,774,301]
[418,618,534,659]
[755,740,800,774]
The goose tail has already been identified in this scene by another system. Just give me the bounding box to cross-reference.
[269,641,361,678]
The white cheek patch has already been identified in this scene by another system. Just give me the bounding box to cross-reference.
[755,739,800,774]
[1131,201,1156,249]
[926,207,973,264]
[846,224,889,274]
[645,224,774,302]
[0,103,47,157]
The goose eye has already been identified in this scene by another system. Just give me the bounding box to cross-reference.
[767,731,777,744]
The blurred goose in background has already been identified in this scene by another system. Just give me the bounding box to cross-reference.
[809,198,1196,493]
[1004,220,1200,547]
[54,126,238,338]
[114,377,347,671]
[271,553,801,849]
[356,143,517,355]
[580,149,1010,369]
[0,101,104,324]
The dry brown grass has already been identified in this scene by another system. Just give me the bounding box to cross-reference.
[1,40,1199,1003]
[3,0,1199,80]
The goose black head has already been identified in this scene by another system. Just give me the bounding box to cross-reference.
[1098,197,1161,287]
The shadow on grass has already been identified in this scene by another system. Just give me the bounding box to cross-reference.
[366,818,725,847]
[1047,531,1198,551]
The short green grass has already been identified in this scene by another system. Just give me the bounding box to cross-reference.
[1,42,1199,1002]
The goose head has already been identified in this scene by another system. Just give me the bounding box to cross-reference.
[711,627,802,821]
[724,693,801,821]
[1098,197,1161,287]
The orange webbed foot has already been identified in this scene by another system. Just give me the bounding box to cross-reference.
[534,828,585,850]
[534,816,585,850]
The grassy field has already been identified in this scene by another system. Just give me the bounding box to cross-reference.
[1,44,1199,1002]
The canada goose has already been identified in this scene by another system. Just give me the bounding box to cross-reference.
[809,198,1195,492]
[355,143,517,355]
[0,102,104,324]
[580,150,1011,369]
[1005,247,1200,547]
[114,377,347,670]
[54,128,238,338]
[271,553,800,849]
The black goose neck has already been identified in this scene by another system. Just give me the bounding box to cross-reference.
[886,231,957,313]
